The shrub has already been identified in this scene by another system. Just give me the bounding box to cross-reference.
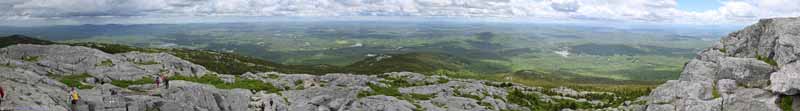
[506,89,598,110]
[712,83,721,99]
[171,74,281,93]
[22,56,40,62]
[756,54,778,66]
[780,95,793,111]
[97,59,114,67]
[410,93,435,100]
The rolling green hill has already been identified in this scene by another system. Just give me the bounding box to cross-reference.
[347,53,474,74]
[0,35,55,48]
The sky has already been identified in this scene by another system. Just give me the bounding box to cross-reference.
[676,0,723,12]
[0,0,798,26]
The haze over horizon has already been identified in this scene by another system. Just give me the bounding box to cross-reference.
[1,0,798,26]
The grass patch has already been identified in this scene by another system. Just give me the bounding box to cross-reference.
[712,83,721,99]
[360,83,402,97]
[0,62,14,68]
[507,89,596,110]
[110,77,155,88]
[267,74,279,79]
[410,93,435,100]
[96,59,114,67]
[52,73,95,89]
[134,61,160,65]
[22,56,40,62]
[756,54,778,66]
[437,78,450,84]
[171,74,281,93]
[484,82,514,88]
[454,88,484,100]
[780,95,793,111]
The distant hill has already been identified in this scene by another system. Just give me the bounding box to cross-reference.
[346,52,513,74]
[0,35,55,48]
[0,35,507,75]
[0,35,345,75]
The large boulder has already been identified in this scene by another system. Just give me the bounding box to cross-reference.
[643,17,800,111]
[715,57,775,88]
[159,81,252,111]
[769,62,800,95]
[720,18,800,67]
[722,88,781,111]
[648,80,714,102]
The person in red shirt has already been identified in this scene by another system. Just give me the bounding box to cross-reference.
[155,75,161,88]
[0,86,5,105]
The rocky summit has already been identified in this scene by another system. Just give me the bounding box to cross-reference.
[2,17,800,111]
[0,44,630,111]
[639,17,800,111]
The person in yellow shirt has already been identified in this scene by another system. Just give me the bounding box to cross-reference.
[69,87,80,111]
[70,88,79,104]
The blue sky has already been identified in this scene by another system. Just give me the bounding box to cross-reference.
[676,0,723,12]
[0,0,798,26]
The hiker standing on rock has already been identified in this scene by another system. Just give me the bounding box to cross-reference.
[164,74,170,89]
[70,87,80,111]
[155,75,162,88]
[159,73,169,89]
[70,88,79,104]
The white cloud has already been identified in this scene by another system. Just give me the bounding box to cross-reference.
[0,0,798,25]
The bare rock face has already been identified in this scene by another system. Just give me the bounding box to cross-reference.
[0,42,642,110]
[770,62,800,95]
[349,96,416,111]
[159,81,252,111]
[0,67,70,111]
[0,44,209,81]
[0,44,539,111]
[643,17,800,111]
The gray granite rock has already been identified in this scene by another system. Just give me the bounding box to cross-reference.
[769,62,800,95]
[0,44,209,81]
[722,88,780,111]
[348,96,415,111]
[159,81,252,111]
[642,17,800,111]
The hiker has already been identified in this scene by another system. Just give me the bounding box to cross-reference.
[163,74,170,89]
[155,75,162,88]
[70,88,79,104]
[1,86,5,105]
[70,87,80,111]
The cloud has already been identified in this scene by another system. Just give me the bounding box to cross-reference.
[550,0,579,12]
[0,0,798,25]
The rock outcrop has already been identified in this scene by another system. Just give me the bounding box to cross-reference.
[0,44,619,111]
[0,44,210,81]
[642,17,800,111]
